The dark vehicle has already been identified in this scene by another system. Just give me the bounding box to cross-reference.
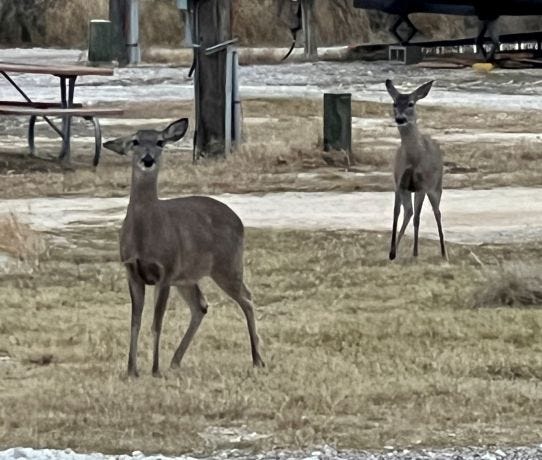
[353,0,542,58]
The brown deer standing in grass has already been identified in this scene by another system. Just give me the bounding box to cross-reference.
[103,119,265,377]
[385,79,447,261]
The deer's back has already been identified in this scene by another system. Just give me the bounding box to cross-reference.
[120,196,244,285]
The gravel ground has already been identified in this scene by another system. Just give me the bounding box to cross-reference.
[3,188,542,245]
[2,445,542,460]
[3,48,542,110]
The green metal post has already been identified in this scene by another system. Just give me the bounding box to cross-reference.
[323,93,352,155]
[88,20,113,64]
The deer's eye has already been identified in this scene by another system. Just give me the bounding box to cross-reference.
[132,139,139,147]
[408,101,414,107]
[157,140,165,148]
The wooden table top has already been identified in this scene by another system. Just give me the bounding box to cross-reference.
[0,105,124,117]
[0,61,115,77]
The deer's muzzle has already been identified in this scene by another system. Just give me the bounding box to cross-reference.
[141,154,155,168]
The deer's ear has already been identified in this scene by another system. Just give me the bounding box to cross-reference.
[103,136,132,155]
[385,79,400,101]
[412,80,434,101]
[159,118,189,144]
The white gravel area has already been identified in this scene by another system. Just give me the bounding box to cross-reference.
[3,48,542,110]
[2,188,542,245]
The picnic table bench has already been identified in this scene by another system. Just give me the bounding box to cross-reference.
[0,61,124,166]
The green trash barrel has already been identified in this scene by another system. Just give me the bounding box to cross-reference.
[323,93,352,154]
[88,20,113,64]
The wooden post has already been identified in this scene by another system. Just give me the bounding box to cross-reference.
[301,0,317,59]
[109,0,128,66]
[193,0,232,158]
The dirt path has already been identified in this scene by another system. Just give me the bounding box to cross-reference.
[3,187,541,245]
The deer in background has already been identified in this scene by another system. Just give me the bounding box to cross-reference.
[103,119,265,377]
[385,79,447,261]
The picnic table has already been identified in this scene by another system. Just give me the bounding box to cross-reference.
[0,61,124,166]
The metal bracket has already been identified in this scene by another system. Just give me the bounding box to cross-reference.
[205,38,239,55]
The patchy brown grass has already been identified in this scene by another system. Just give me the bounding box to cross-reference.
[1,98,542,199]
[1,226,542,454]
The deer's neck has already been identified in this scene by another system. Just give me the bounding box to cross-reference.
[128,169,159,208]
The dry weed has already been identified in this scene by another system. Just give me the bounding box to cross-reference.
[0,213,44,265]
[472,262,542,308]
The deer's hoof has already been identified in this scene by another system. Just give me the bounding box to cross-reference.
[253,357,266,368]
[389,252,396,260]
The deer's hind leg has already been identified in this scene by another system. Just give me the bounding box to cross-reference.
[396,190,413,247]
[413,191,426,257]
[390,189,413,260]
[170,284,207,369]
[427,189,447,260]
[212,270,265,368]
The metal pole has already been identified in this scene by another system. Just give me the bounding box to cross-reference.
[232,49,241,150]
[224,46,233,155]
[301,0,317,59]
[184,11,193,47]
[176,0,192,47]
[127,0,140,64]
[192,0,201,162]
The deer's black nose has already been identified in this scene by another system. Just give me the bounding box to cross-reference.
[395,117,407,125]
[142,154,155,168]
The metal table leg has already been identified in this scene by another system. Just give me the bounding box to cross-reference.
[28,115,37,156]
[1,71,63,156]
[84,116,102,167]
[59,76,77,163]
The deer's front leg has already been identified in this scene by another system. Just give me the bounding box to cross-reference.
[152,284,170,377]
[127,277,145,377]
[389,190,401,260]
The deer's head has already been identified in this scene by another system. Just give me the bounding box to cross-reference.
[385,80,433,127]
[103,118,189,172]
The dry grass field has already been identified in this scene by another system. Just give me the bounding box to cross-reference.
[1,222,542,455]
[1,97,542,455]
